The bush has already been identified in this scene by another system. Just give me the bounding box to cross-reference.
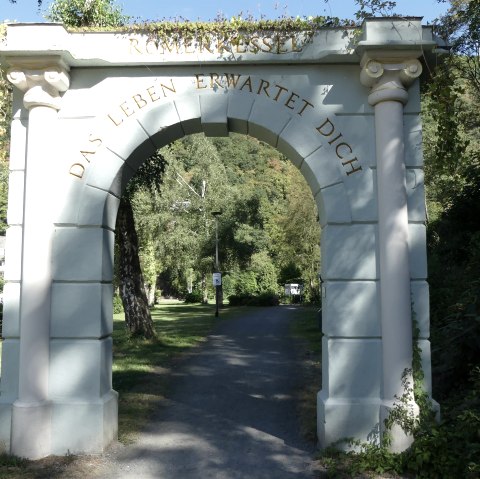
[184,291,203,304]
[113,294,124,314]
[255,292,280,306]
[228,292,279,306]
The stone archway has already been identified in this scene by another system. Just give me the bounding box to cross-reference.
[0,18,441,458]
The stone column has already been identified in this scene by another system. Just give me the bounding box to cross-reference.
[7,60,69,459]
[361,56,422,452]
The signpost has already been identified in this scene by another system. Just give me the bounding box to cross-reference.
[212,211,222,317]
[213,272,222,286]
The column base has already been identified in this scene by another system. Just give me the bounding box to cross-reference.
[8,390,117,458]
[0,400,13,453]
[11,400,52,459]
[318,391,441,453]
[317,390,381,451]
[50,390,118,455]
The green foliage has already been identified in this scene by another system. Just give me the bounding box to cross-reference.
[112,303,220,442]
[0,159,8,235]
[320,326,480,478]
[184,291,203,304]
[113,293,124,314]
[133,134,321,303]
[228,292,279,306]
[435,0,480,96]
[45,0,129,27]
[353,0,397,20]
[0,70,11,236]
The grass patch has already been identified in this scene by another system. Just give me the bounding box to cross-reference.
[112,302,240,443]
[0,302,239,477]
[289,305,323,442]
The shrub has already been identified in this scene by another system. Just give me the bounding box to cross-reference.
[228,292,279,306]
[113,294,124,314]
[184,291,203,304]
[255,292,280,306]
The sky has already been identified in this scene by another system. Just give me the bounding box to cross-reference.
[2,0,449,24]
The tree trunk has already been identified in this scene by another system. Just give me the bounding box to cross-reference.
[116,196,156,338]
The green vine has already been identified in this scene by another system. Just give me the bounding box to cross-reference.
[62,15,358,53]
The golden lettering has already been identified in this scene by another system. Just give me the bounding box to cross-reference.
[160,79,176,96]
[284,91,299,110]
[108,113,123,126]
[217,38,232,53]
[239,76,253,92]
[262,37,274,52]
[146,40,158,55]
[147,85,161,102]
[273,84,288,101]
[129,38,142,54]
[88,134,102,148]
[250,36,261,53]
[257,79,271,97]
[335,142,353,159]
[69,163,85,179]
[127,35,305,56]
[328,133,343,145]
[316,118,335,136]
[195,74,208,89]
[235,37,247,54]
[225,74,241,88]
[342,158,363,175]
[200,39,214,54]
[79,134,103,162]
[120,101,135,118]
[297,99,314,116]
[210,73,224,89]
[80,151,93,162]
[133,94,148,109]
[276,35,289,54]
[159,40,179,54]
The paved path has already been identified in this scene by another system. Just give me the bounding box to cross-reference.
[103,306,319,479]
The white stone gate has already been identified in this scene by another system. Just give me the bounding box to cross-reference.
[0,18,442,458]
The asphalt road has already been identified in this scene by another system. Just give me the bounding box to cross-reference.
[104,306,319,479]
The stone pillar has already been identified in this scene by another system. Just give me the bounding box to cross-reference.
[7,60,69,459]
[361,56,422,451]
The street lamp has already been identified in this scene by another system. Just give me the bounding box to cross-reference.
[212,211,222,317]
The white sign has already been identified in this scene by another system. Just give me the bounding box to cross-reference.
[213,273,222,286]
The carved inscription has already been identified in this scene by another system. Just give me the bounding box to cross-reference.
[194,73,314,117]
[71,73,362,179]
[129,34,305,56]
[107,79,176,127]
[316,119,362,176]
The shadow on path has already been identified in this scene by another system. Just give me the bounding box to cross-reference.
[104,306,320,479]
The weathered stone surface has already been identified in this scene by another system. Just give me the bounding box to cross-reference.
[51,283,113,338]
[323,281,381,337]
[4,227,22,281]
[52,227,114,282]
[49,338,112,399]
[2,283,21,338]
[322,224,378,279]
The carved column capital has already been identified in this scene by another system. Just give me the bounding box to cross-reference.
[360,56,422,106]
[7,64,70,110]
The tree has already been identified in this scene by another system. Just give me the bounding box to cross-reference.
[436,0,480,96]
[116,153,166,338]
[0,72,12,236]
[45,0,128,27]
[45,0,160,338]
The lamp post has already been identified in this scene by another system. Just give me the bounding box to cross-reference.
[212,211,222,317]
